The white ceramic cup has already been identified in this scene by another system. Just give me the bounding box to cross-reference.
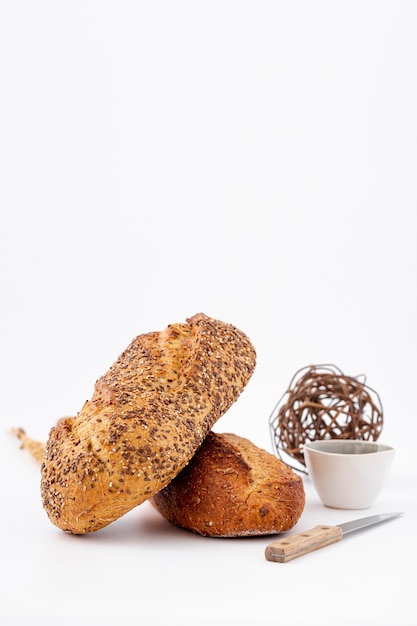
[303,439,395,509]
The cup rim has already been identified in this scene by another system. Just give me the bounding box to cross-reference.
[303,439,394,456]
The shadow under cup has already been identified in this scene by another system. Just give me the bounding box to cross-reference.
[303,440,395,509]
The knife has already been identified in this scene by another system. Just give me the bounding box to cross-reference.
[265,512,403,563]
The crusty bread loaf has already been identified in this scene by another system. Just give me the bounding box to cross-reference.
[41,314,256,534]
[151,432,305,537]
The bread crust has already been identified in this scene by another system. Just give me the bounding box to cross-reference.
[40,314,256,534]
[151,432,305,537]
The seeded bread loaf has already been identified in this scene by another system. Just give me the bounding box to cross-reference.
[41,314,256,534]
[151,432,305,537]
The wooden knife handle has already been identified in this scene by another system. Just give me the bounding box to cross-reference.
[265,525,343,563]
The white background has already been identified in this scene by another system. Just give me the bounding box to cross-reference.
[1,2,416,625]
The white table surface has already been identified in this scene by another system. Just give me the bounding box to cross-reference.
[2,428,415,626]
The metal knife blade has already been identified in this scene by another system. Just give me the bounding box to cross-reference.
[265,512,403,563]
[339,512,403,535]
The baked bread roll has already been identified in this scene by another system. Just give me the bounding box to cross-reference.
[41,313,256,534]
[151,432,305,537]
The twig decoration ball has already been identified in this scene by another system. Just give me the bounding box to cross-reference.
[269,364,384,472]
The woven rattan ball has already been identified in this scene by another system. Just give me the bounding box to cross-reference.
[269,364,384,472]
